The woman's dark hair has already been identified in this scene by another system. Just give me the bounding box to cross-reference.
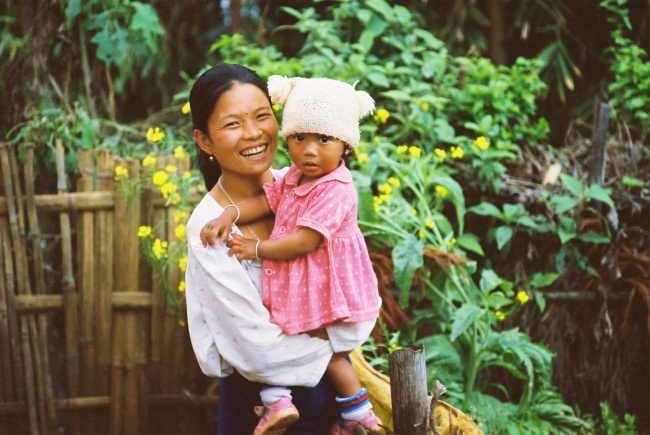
[189,63,270,190]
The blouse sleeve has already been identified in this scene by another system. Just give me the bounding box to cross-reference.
[185,196,333,387]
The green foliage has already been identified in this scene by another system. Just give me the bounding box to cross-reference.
[602,0,650,140]
[63,0,167,93]
[597,401,637,434]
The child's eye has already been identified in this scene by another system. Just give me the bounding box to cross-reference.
[293,134,305,141]
[319,135,330,143]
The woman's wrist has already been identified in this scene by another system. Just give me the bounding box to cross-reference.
[255,240,262,261]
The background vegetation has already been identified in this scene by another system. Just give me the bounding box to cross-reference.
[2,0,649,433]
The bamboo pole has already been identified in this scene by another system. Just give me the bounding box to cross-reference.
[76,148,99,432]
[95,149,114,396]
[389,345,429,435]
[0,143,40,435]
[23,144,58,433]
[55,140,81,435]
[111,157,147,435]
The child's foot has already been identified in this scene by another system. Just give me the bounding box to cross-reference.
[253,396,299,435]
[329,410,383,434]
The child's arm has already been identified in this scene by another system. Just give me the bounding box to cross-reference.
[200,193,272,247]
[227,228,323,261]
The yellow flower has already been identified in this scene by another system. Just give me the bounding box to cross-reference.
[516,290,530,304]
[181,102,191,115]
[178,255,188,272]
[387,176,400,187]
[138,226,152,238]
[396,145,408,155]
[388,342,401,352]
[357,153,369,164]
[408,146,421,158]
[448,238,457,248]
[373,108,390,124]
[152,238,168,259]
[142,155,156,167]
[495,310,506,321]
[416,100,430,111]
[475,136,490,150]
[174,146,186,159]
[165,165,177,173]
[451,146,464,159]
[175,223,186,240]
[272,103,281,112]
[435,185,449,198]
[159,182,178,199]
[378,183,393,195]
[173,211,189,223]
[425,219,434,229]
[152,170,169,186]
[146,127,165,143]
[434,148,446,159]
[418,229,426,239]
[178,280,186,293]
[410,208,417,215]
[182,171,191,179]
[114,165,129,179]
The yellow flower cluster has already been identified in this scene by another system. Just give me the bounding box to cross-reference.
[495,310,506,321]
[435,185,449,198]
[475,136,490,150]
[373,108,390,124]
[516,290,529,304]
[146,127,165,143]
[450,146,464,159]
[396,145,422,158]
[434,148,446,159]
[181,102,191,115]
[114,165,129,180]
[152,238,168,259]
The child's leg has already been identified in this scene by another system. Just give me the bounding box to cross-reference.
[327,357,381,430]
[259,385,292,405]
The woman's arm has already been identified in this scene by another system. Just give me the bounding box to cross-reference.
[186,200,333,387]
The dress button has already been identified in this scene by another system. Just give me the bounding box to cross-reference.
[290,190,295,198]
[279,226,286,234]
[265,269,273,275]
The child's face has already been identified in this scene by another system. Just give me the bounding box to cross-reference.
[287,133,345,184]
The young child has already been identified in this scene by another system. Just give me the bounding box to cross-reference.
[200,75,383,435]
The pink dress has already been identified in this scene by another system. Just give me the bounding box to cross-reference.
[262,161,380,335]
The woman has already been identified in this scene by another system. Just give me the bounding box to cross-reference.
[184,63,339,434]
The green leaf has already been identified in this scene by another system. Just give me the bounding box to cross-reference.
[456,233,484,256]
[530,272,559,289]
[468,202,502,219]
[550,195,580,214]
[479,269,504,293]
[577,232,610,244]
[584,184,614,207]
[560,174,583,197]
[494,225,513,250]
[450,303,483,341]
[392,234,424,306]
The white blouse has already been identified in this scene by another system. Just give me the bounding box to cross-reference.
[185,172,335,387]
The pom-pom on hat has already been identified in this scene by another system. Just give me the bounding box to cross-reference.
[268,75,375,149]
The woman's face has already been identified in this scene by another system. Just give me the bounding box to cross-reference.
[196,83,278,177]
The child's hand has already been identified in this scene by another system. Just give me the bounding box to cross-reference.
[227,234,257,261]
[200,216,234,247]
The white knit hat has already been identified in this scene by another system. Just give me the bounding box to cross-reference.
[267,75,375,149]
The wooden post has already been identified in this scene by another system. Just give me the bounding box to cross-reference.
[588,96,611,186]
[389,345,429,435]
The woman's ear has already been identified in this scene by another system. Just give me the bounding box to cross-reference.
[194,129,213,155]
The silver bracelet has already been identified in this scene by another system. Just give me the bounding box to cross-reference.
[223,204,240,224]
[255,240,262,262]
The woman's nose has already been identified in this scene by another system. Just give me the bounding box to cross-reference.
[242,121,262,139]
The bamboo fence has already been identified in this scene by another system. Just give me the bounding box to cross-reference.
[0,142,217,435]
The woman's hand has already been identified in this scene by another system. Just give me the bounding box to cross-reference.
[227,234,257,261]
[200,215,234,247]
